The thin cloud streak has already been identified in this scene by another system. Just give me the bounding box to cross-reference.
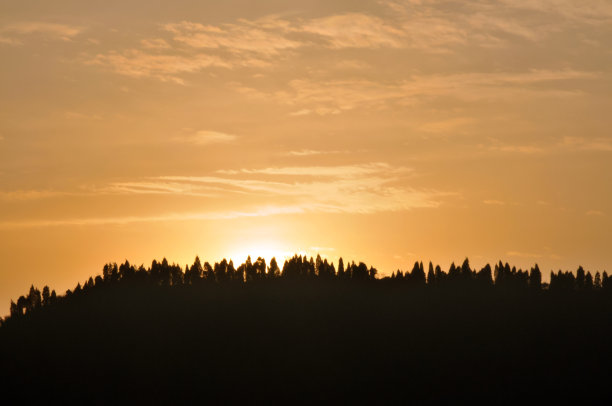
[2,163,449,228]
[173,130,238,146]
[233,70,597,113]
[286,149,348,156]
[2,22,83,41]
[0,206,305,230]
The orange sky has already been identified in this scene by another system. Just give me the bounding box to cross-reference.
[1,0,611,309]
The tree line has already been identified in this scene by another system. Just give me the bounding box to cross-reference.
[4,254,610,324]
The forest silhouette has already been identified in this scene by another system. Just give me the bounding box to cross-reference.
[2,254,612,403]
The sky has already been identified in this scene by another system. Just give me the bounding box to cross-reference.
[1,0,611,308]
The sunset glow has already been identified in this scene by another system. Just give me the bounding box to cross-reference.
[1,0,611,311]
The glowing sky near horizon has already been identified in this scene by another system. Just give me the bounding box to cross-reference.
[1,0,611,307]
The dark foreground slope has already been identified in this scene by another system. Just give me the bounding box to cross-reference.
[2,281,612,404]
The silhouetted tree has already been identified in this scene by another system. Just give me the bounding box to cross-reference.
[337,258,345,279]
[603,271,611,291]
[268,257,280,279]
[28,285,41,310]
[410,261,426,286]
[461,258,473,281]
[427,262,435,286]
[576,266,586,290]
[585,272,594,290]
[529,265,542,290]
[594,272,602,289]
[42,286,51,306]
[476,264,493,287]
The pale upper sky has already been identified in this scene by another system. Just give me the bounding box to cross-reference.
[1,0,611,308]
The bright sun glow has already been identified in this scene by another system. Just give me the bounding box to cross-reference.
[225,239,296,267]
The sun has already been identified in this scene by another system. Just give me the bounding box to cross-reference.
[224,239,294,267]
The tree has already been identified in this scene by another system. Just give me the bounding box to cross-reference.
[427,262,435,286]
[410,261,426,286]
[16,296,28,316]
[529,264,542,290]
[461,258,472,281]
[576,266,586,290]
[585,272,594,290]
[28,285,41,310]
[337,258,345,279]
[477,264,493,287]
[594,272,602,289]
[602,271,610,290]
[9,300,19,317]
[268,257,280,279]
[42,286,51,306]
[245,256,257,282]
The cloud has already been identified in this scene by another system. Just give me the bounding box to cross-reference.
[0,36,21,46]
[3,22,83,41]
[234,70,597,113]
[0,162,449,229]
[286,149,347,157]
[174,130,238,146]
[418,117,474,134]
[56,163,447,227]
[560,136,612,152]
[488,144,545,154]
[289,109,312,117]
[506,250,562,260]
[160,163,441,215]
[88,1,609,84]
[0,206,305,230]
[310,246,336,252]
[499,0,612,25]
[140,38,171,49]
[163,18,301,56]
[586,210,604,216]
[483,200,506,205]
[87,50,236,84]
[64,111,102,120]
[218,162,408,178]
[301,13,404,49]
[506,251,543,259]
[487,136,612,156]
[0,190,64,201]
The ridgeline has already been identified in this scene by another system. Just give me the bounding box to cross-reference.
[1,255,611,403]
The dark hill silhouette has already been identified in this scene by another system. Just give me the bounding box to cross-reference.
[1,255,612,403]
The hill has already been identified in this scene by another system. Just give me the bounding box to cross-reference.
[1,255,611,403]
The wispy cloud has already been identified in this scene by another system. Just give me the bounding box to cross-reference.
[87,1,608,84]
[506,251,543,259]
[5,163,449,228]
[234,70,596,113]
[140,38,171,49]
[506,250,561,260]
[163,18,301,56]
[0,206,305,230]
[483,200,506,206]
[559,136,612,152]
[2,22,83,41]
[173,130,238,146]
[418,117,474,134]
[302,13,404,49]
[0,36,21,46]
[87,50,236,84]
[286,149,348,157]
[0,190,65,201]
[486,136,612,155]
[488,144,545,154]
